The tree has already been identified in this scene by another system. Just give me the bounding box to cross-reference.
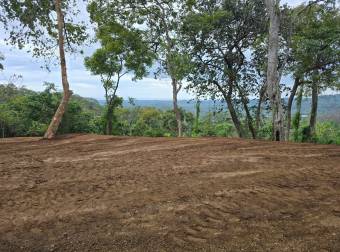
[88,0,191,137]
[182,0,266,138]
[84,11,154,135]
[290,2,340,140]
[0,0,87,139]
[286,76,302,139]
[292,83,304,141]
[0,83,95,137]
[44,0,72,138]
[251,3,293,139]
[264,0,285,141]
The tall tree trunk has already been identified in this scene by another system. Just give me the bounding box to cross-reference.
[44,0,72,139]
[292,84,303,141]
[1,121,5,138]
[194,98,200,134]
[226,90,243,138]
[216,82,244,138]
[237,85,256,139]
[265,0,284,141]
[286,77,300,140]
[106,105,114,135]
[255,84,266,132]
[309,78,319,140]
[172,78,183,137]
[295,85,303,127]
[243,101,256,139]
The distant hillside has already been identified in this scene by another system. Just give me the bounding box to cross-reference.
[3,83,339,120]
[0,83,35,103]
[99,94,340,118]
[0,83,103,116]
[71,95,103,116]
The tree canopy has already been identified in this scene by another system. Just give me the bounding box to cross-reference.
[0,0,339,142]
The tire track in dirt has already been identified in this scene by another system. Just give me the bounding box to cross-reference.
[1,134,340,251]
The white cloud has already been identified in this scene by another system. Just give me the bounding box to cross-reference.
[0,0,332,101]
[0,43,193,100]
[282,0,306,6]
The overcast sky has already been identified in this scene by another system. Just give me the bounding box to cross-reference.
[0,0,315,100]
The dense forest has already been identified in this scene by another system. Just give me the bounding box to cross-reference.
[1,83,340,144]
[0,0,339,143]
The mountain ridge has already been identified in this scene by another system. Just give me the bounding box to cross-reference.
[97,94,340,118]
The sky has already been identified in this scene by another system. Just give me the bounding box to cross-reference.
[0,0,316,100]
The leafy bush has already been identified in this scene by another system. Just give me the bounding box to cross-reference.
[2,84,339,144]
[0,84,101,137]
[315,121,340,145]
[257,121,273,140]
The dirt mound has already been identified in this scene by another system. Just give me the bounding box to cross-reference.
[1,135,340,251]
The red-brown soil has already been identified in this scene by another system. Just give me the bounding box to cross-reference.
[1,134,340,251]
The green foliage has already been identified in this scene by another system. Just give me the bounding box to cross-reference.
[133,108,165,137]
[87,1,156,79]
[0,84,100,137]
[256,121,273,140]
[0,83,34,103]
[84,25,154,81]
[315,121,340,145]
[192,112,236,137]
[85,7,155,135]
[289,118,340,145]
[181,0,267,138]
[112,107,194,137]
[182,0,267,95]
[1,84,340,144]
[88,0,191,86]
[292,111,302,141]
[0,0,87,60]
[291,3,340,89]
[84,25,154,104]
[167,52,193,82]
[1,1,339,144]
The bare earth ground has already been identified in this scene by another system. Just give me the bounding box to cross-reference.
[0,134,340,252]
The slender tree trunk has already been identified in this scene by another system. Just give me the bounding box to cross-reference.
[293,84,303,139]
[286,77,300,140]
[226,92,243,138]
[44,0,72,139]
[237,85,256,139]
[172,78,183,137]
[265,0,284,141]
[194,98,200,134]
[309,78,319,140]
[255,84,266,132]
[106,105,114,135]
[1,121,4,138]
[243,100,256,139]
[216,82,244,138]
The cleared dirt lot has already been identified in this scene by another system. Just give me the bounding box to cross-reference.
[1,134,340,251]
